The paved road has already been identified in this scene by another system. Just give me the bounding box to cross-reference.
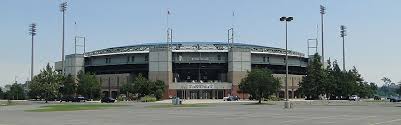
[1,101,401,125]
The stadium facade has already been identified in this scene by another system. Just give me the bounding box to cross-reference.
[55,42,308,99]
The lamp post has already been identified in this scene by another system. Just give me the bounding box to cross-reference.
[29,23,37,81]
[320,5,326,65]
[60,2,67,75]
[280,16,293,109]
[340,25,347,71]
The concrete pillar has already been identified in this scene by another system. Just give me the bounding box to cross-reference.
[148,47,173,99]
[227,47,251,96]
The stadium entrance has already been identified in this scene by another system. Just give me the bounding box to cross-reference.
[176,89,227,99]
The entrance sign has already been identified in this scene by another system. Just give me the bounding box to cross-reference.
[188,84,214,89]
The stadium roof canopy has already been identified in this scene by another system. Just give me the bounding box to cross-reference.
[85,41,305,57]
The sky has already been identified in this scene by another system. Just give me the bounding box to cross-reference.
[0,0,400,86]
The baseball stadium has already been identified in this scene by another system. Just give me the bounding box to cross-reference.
[56,42,308,99]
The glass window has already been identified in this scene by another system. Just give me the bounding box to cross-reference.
[131,56,135,62]
[145,55,149,61]
[217,55,221,60]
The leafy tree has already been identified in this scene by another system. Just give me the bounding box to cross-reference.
[5,83,25,100]
[29,63,63,102]
[150,80,165,100]
[239,68,280,104]
[378,77,398,97]
[0,87,4,99]
[77,71,101,99]
[60,74,77,97]
[120,74,165,100]
[298,53,326,99]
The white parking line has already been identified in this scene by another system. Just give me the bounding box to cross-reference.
[371,118,401,125]
[281,115,348,124]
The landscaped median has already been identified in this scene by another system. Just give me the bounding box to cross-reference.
[26,104,128,112]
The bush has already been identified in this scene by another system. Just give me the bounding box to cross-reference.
[140,95,157,102]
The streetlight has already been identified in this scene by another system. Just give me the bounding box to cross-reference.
[29,23,37,81]
[60,2,67,75]
[320,5,326,65]
[340,25,347,71]
[280,16,293,109]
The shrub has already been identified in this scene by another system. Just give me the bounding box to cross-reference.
[140,95,157,102]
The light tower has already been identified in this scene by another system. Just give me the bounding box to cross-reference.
[29,23,37,81]
[280,16,293,109]
[320,5,326,65]
[60,2,67,75]
[340,25,347,71]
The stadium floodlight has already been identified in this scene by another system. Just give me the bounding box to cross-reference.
[279,16,293,109]
[29,23,37,81]
[60,1,67,75]
[320,5,326,65]
[340,25,347,71]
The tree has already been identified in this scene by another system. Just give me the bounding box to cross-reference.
[298,53,326,99]
[0,87,4,99]
[120,74,165,100]
[239,68,280,104]
[77,71,101,99]
[60,74,77,97]
[29,63,62,102]
[7,83,25,100]
[150,80,165,100]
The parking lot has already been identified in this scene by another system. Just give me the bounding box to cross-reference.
[1,100,401,125]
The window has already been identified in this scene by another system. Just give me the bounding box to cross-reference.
[105,57,111,64]
[217,55,221,60]
[263,57,266,62]
[126,56,130,63]
[131,56,135,62]
[283,58,286,63]
[267,57,270,62]
[145,55,149,61]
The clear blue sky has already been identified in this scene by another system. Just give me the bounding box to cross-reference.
[1,0,400,86]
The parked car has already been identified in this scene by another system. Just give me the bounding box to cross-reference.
[101,97,116,103]
[349,95,360,101]
[223,96,240,101]
[74,96,87,102]
[388,96,401,102]
[60,96,75,102]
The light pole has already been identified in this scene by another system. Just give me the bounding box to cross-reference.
[320,5,326,65]
[280,16,293,109]
[340,25,347,71]
[29,23,37,81]
[60,2,67,75]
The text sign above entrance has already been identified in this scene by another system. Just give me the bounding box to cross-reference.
[187,84,214,89]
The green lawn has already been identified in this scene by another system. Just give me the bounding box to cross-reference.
[26,104,127,112]
[146,104,209,108]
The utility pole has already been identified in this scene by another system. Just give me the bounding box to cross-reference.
[29,23,37,81]
[320,5,326,65]
[60,2,67,75]
[340,25,347,71]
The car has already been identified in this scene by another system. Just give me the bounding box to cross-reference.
[388,96,401,102]
[349,95,360,101]
[223,96,240,101]
[60,96,75,102]
[101,97,116,103]
[73,96,87,102]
